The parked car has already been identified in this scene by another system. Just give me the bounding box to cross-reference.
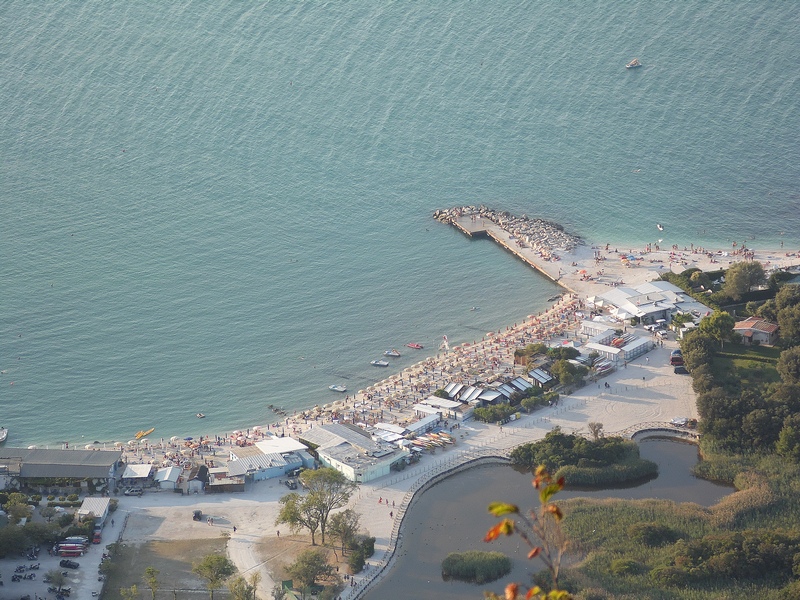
[59,559,80,569]
[285,479,297,490]
[669,355,684,366]
[123,487,143,497]
[671,348,682,356]
[674,366,689,375]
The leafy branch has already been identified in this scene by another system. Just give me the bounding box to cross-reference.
[483,466,571,600]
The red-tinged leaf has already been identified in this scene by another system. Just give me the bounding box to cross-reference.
[488,502,519,517]
[526,587,543,599]
[527,546,542,559]
[484,518,515,542]
[545,504,564,521]
[556,476,565,490]
[505,583,519,600]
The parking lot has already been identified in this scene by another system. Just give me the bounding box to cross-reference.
[0,516,121,600]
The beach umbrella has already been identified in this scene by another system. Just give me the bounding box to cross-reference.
[114,441,124,447]
[184,437,193,441]
[85,444,96,450]
[139,438,148,445]
[170,436,180,442]
[128,440,138,446]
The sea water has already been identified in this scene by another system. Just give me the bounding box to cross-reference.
[1,2,799,447]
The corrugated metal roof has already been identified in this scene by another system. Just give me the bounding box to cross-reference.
[0,448,121,479]
[228,452,286,476]
[78,497,110,517]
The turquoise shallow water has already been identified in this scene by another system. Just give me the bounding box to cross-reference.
[1,2,799,446]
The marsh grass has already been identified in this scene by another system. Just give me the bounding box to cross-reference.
[558,453,800,600]
[440,550,511,584]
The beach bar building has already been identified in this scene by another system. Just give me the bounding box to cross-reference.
[0,447,122,493]
[594,281,712,325]
[226,436,312,482]
[153,466,182,490]
[299,423,408,483]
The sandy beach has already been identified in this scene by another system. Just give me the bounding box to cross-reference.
[97,208,800,600]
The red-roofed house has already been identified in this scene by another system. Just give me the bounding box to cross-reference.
[733,317,779,346]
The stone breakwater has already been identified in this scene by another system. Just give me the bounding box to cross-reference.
[433,205,584,253]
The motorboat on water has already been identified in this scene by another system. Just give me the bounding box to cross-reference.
[384,348,401,357]
[657,223,664,231]
[0,426,8,444]
[405,343,424,349]
[196,413,206,419]
[626,58,642,69]
[329,384,347,393]
[371,359,390,367]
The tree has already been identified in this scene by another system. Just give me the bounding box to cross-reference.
[587,422,604,442]
[143,567,160,600]
[192,554,236,600]
[777,347,800,385]
[723,261,766,300]
[120,585,141,600]
[776,414,800,462]
[699,310,736,348]
[681,330,717,371]
[778,304,800,347]
[45,569,67,591]
[549,359,587,387]
[689,270,711,290]
[776,284,800,311]
[248,571,262,600]
[328,508,361,557]
[276,492,322,545]
[227,576,255,600]
[285,548,333,599]
[40,506,57,522]
[298,468,357,545]
[271,584,287,600]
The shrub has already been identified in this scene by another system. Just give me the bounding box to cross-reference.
[441,550,512,584]
[347,550,366,574]
[627,522,679,547]
[66,494,79,502]
[649,565,689,587]
[47,495,55,501]
[609,558,644,576]
[57,512,74,527]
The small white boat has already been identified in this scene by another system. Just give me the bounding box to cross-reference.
[657,223,664,231]
[384,348,401,357]
[196,413,205,419]
[329,384,347,393]
[0,426,7,444]
[371,359,390,367]
[626,58,642,69]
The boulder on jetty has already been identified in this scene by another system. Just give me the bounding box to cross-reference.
[434,205,583,253]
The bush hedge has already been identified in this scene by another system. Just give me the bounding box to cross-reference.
[441,550,511,584]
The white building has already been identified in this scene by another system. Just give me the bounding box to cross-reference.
[299,423,408,483]
[153,466,182,490]
[594,281,712,325]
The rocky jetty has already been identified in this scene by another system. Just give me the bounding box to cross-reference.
[433,205,583,253]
